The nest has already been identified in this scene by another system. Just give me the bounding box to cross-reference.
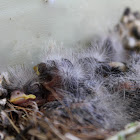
[0,101,112,140]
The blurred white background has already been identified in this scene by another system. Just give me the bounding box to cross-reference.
[0,0,139,67]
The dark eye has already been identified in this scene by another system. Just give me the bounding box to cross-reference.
[30,83,40,92]
[38,63,47,74]
[46,75,53,82]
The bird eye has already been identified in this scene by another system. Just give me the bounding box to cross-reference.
[30,83,40,92]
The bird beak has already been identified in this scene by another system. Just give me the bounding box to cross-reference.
[33,65,40,76]
[10,94,36,104]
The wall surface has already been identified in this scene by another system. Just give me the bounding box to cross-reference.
[0,0,139,67]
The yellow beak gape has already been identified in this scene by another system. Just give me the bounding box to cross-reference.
[10,94,36,103]
[33,65,40,76]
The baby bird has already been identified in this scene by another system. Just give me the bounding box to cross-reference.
[2,65,48,106]
[107,53,140,122]
[34,38,132,130]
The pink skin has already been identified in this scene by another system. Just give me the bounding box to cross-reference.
[10,90,46,106]
[10,90,36,106]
